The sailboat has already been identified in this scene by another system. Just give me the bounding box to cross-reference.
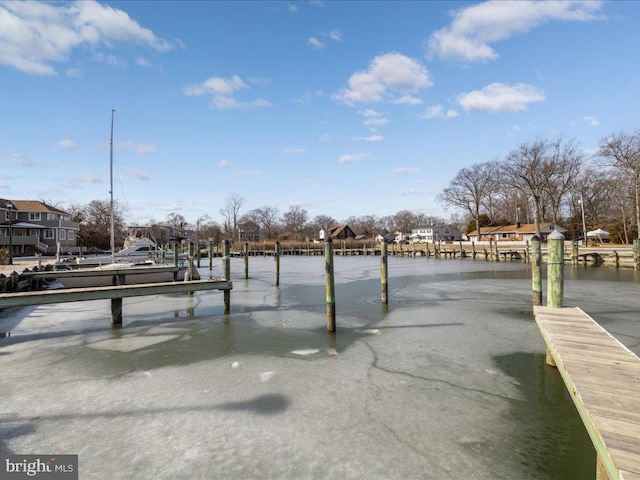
[51,110,196,287]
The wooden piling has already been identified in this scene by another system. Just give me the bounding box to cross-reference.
[324,237,336,332]
[381,241,388,304]
[173,243,179,281]
[547,230,565,308]
[209,241,213,271]
[571,240,578,266]
[531,236,542,306]
[187,242,195,282]
[274,241,281,287]
[244,242,249,279]
[111,298,123,326]
[223,240,230,314]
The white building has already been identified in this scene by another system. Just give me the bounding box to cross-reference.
[409,224,462,243]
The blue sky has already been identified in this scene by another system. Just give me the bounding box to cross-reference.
[1,0,639,227]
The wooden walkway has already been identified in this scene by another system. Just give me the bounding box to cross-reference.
[533,306,640,480]
[0,279,232,325]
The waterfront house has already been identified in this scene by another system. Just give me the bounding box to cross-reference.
[466,223,566,243]
[238,221,261,242]
[328,224,356,240]
[0,199,79,256]
[410,224,462,243]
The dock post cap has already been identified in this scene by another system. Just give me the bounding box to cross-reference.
[547,230,564,240]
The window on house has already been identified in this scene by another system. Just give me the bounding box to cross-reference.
[47,213,56,220]
[29,212,41,221]
[68,231,75,241]
[59,230,66,240]
[0,228,5,236]
[44,229,54,239]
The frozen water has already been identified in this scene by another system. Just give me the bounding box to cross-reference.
[0,255,638,479]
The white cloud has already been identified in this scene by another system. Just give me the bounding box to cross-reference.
[184,75,247,96]
[339,153,371,164]
[117,140,157,155]
[308,37,325,49]
[363,117,390,126]
[3,153,36,166]
[354,135,384,142]
[333,52,433,105]
[396,188,428,195]
[392,166,421,175]
[359,109,390,126]
[294,90,325,103]
[457,82,545,112]
[584,116,599,126]
[0,1,174,75]
[79,173,104,184]
[392,95,423,106]
[361,109,382,117]
[288,4,298,12]
[66,67,82,78]
[125,167,151,180]
[184,75,271,110]
[216,160,233,169]
[319,134,329,142]
[234,170,262,177]
[285,147,305,153]
[328,30,342,41]
[55,138,78,150]
[421,105,459,119]
[428,0,604,63]
[135,56,151,67]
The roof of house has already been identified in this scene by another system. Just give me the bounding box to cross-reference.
[328,224,355,237]
[5,200,69,214]
[468,223,566,237]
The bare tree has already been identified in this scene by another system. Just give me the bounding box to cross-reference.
[243,206,281,240]
[501,138,555,239]
[219,193,245,240]
[544,137,583,223]
[438,162,494,239]
[79,199,125,250]
[599,131,640,239]
[282,206,308,240]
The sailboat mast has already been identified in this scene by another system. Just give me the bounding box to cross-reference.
[110,108,116,258]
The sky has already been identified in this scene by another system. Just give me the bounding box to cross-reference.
[1,0,639,228]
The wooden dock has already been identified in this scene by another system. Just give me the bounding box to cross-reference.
[0,279,232,325]
[533,306,640,480]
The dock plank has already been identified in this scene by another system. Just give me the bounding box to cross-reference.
[0,279,232,308]
[534,305,640,480]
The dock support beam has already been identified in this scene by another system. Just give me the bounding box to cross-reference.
[547,230,565,309]
[325,237,336,332]
[381,241,388,304]
[111,298,123,326]
[274,241,281,286]
[244,242,249,279]
[531,236,542,306]
[223,240,230,314]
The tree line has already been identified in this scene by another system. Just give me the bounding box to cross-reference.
[439,130,640,244]
[66,195,451,250]
[67,129,640,249]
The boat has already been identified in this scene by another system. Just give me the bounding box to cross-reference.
[73,236,184,267]
[48,260,197,289]
[50,110,195,287]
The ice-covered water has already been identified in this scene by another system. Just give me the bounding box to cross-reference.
[1,255,638,479]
